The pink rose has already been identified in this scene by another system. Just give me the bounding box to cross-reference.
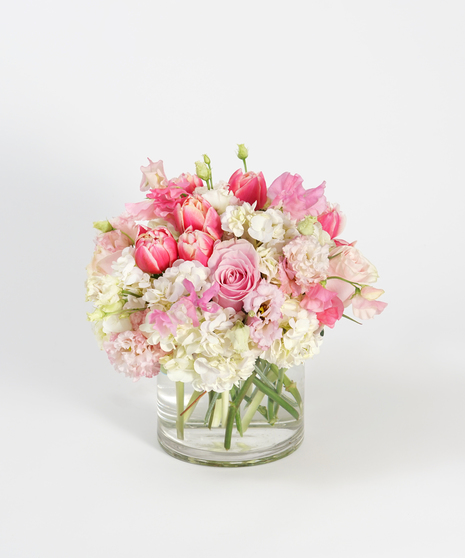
[317,203,346,239]
[140,158,167,191]
[208,239,260,311]
[178,228,215,266]
[300,284,344,328]
[326,244,378,305]
[351,287,387,320]
[173,195,222,240]
[228,169,267,210]
[109,212,139,242]
[134,226,178,275]
[268,172,327,221]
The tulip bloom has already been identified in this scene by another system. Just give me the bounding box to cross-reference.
[173,195,222,240]
[228,169,267,210]
[178,228,215,266]
[317,204,346,239]
[135,226,178,274]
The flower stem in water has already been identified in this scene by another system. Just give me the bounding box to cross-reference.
[176,382,185,440]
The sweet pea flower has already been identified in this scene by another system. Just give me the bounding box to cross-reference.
[300,284,344,328]
[140,159,168,191]
[173,195,222,239]
[268,172,327,221]
[169,173,203,193]
[228,169,267,210]
[351,287,387,320]
[134,226,178,275]
[317,203,346,239]
[208,239,260,311]
[178,228,216,266]
[277,257,304,296]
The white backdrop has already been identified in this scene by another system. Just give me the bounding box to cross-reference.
[1,1,464,556]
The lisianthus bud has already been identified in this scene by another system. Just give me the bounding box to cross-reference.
[203,154,211,165]
[228,169,267,210]
[237,144,248,160]
[135,226,178,275]
[93,220,114,233]
[195,161,211,182]
[173,195,222,240]
[178,228,215,266]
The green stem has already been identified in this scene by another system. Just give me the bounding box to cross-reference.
[252,377,300,420]
[326,276,363,287]
[242,389,267,432]
[205,392,219,427]
[283,375,302,409]
[272,368,286,424]
[182,390,204,424]
[224,372,257,450]
[243,159,248,173]
[176,382,184,440]
[342,313,362,325]
[211,398,222,428]
[221,391,229,427]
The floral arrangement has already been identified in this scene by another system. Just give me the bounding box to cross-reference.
[86,145,386,449]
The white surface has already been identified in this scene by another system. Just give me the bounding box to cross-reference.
[1,1,464,556]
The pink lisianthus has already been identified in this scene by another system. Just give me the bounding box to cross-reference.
[325,244,378,305]
[104,331,166,380]
[208,239,260,311]
[140,158,167,191]
[228,169,267,209]
[178,228,216,266]
[278,257,304,296]
[351,287,387,320]
[317,204,346,239]
[243,280,285,349]
[300,284,344,328]
[268,173,327,221]
[134,226,178,275]
[169,173,203,193]
[173,195,222,239]
[282,235,330,289]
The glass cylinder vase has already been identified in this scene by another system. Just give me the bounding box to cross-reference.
[157,363,305,467]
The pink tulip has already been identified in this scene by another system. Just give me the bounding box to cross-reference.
[178,228,215,266]
[268,172,327,221]
[173,195,222,240]
[228,169,267,209]
[300,284,344,328]
[135,226,178,275]
[317,204,346,239]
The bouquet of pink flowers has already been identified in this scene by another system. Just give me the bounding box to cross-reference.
[86,145,386,449]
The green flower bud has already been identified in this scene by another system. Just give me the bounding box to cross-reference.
[195,160,211,181]
[297,215,317,235]
[93,220,114,233]
[203,153,211,165]
[237,144,249,160]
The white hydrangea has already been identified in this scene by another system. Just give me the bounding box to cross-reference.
[194,180,239,214]
[112,247,151,290]
[256,244,280,280]
[86,274,122,311]
[221,202,256,237]
[261,300,322,368]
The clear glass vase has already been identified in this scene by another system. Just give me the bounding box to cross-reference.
[157,363,305,467]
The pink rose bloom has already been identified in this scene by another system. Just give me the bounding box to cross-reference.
[173,195,222,240]
[169,173,203,193]
[109,212,139,242]
[178,228,215,266]
[326,245,378,305]
[317,203,346,239]
[243,280,285,350]
[351,287,387,320]
[140,158,167,191]
[104,331,166,380]
[208,239,260,311]
[301,284,344,328]
[134,226,178,275]
[228,169,267,210]
[268,172,327,221]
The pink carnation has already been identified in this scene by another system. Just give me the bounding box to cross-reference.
[104,331,166,380]
[268,172,327,221]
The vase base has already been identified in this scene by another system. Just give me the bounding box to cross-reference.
[157,425,304,467]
